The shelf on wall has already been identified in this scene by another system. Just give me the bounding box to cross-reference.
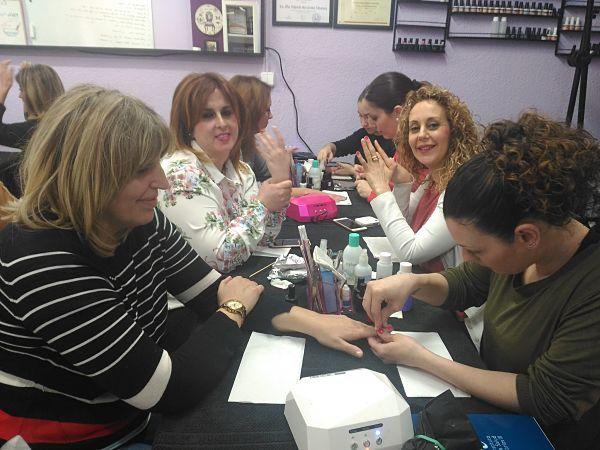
[559,27,600,32]
[450,11,557,17]
[396,20,448,27]
[448,32,558,40]
[398,0,449,3]
[563,1,599,7]
[394,45,447,52]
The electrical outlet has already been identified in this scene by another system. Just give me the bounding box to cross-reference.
[260,71,275,86]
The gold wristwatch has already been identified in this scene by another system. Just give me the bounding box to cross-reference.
[219,300,246,322]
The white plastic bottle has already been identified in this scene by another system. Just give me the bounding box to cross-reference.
[308,159,321,190]
[399,261,414,312]
[376,252,393,279]
[499,17,507,36]
[491,16,500,37]
[354,249,373,305]
[342,233,362,286]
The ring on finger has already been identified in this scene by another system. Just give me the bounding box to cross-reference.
[371,155,380,162]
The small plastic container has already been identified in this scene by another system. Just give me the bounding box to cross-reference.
[376,252,393,279]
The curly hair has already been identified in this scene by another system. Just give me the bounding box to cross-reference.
[444,111,600,241]
[396,85,480,192]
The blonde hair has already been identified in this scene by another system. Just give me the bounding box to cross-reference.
[230,75,271,160]
[170,72,246,172]
[396,85,480,192]
[15,63,64,120]
[6,84,173,256]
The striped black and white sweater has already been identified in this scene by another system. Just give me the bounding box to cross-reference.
[0,208,290,449]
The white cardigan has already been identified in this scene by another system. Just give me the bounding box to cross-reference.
[370,180,461,269]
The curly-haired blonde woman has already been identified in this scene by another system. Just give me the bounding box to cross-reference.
[364,112,600,450]
[358,85,479,272]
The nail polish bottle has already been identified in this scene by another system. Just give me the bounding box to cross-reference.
[517,26,523,39]
[459,0,465,12]
[500,0,506,13]
[340,284,353,314]
[465,0,471,12]
[507,1,513,13]
[477,0,484,12]
[574,17,581,31]
[428,38,433,51]
[453,0,459,11]
[537,2,543,15]
[286,283,296,303]
[524,1,530,14]
[483,0,489,12]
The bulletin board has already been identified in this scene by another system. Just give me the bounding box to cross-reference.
[0,0,264,56]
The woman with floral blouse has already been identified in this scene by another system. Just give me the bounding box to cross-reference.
[160,72,293,273]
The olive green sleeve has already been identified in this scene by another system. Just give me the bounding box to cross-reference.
[440,261,492,311]
[516,291,600,425]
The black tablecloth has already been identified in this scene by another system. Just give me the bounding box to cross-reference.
[153,192,502,449]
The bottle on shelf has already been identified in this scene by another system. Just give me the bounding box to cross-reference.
[491,16,500,37]
[399,262,414,312]
[342,233,362,286]
[499,16,508,36]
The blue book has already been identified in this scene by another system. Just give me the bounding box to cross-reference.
[468,414,554,450]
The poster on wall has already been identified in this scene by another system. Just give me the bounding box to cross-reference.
[273,0,332,27]
[334,0,393,29]
[191,0,224,51]
[0,0,26,45]
[191,0,262,54]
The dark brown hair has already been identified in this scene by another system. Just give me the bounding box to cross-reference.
[444,111,600,241]
[229,75,272,160]
[170,72,245,169]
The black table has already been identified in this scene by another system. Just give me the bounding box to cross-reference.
[154,192,502,449]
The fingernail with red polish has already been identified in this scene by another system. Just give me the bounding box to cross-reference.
[377,328,384,334]
[365,136,370,141]
[386,324,393,331]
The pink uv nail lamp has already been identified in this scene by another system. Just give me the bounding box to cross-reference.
[286,194,338,223]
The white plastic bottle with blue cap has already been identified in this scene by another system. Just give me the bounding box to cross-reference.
[399,261,414,312]
[308,159,321,190]
[342,233,361,286]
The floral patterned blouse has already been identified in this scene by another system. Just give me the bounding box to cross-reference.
[159,146,284,273]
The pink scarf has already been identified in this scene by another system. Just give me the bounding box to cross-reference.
[410,182,445,273]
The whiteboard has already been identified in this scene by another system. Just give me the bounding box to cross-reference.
[25,0,154,48]
[0,0,26,45]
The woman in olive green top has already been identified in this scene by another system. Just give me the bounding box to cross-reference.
[363,112,600,450]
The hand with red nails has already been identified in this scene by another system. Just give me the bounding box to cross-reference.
[362,273,418,331]
[368,331,428,367]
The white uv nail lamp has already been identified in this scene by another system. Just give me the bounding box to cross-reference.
[284,368,414,450]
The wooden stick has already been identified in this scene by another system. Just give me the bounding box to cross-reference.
[248,261,276,279]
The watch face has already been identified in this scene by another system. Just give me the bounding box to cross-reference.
[228,300,243,310]
[195,4,223,36]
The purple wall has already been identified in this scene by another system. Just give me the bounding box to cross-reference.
[0,0,598,156]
